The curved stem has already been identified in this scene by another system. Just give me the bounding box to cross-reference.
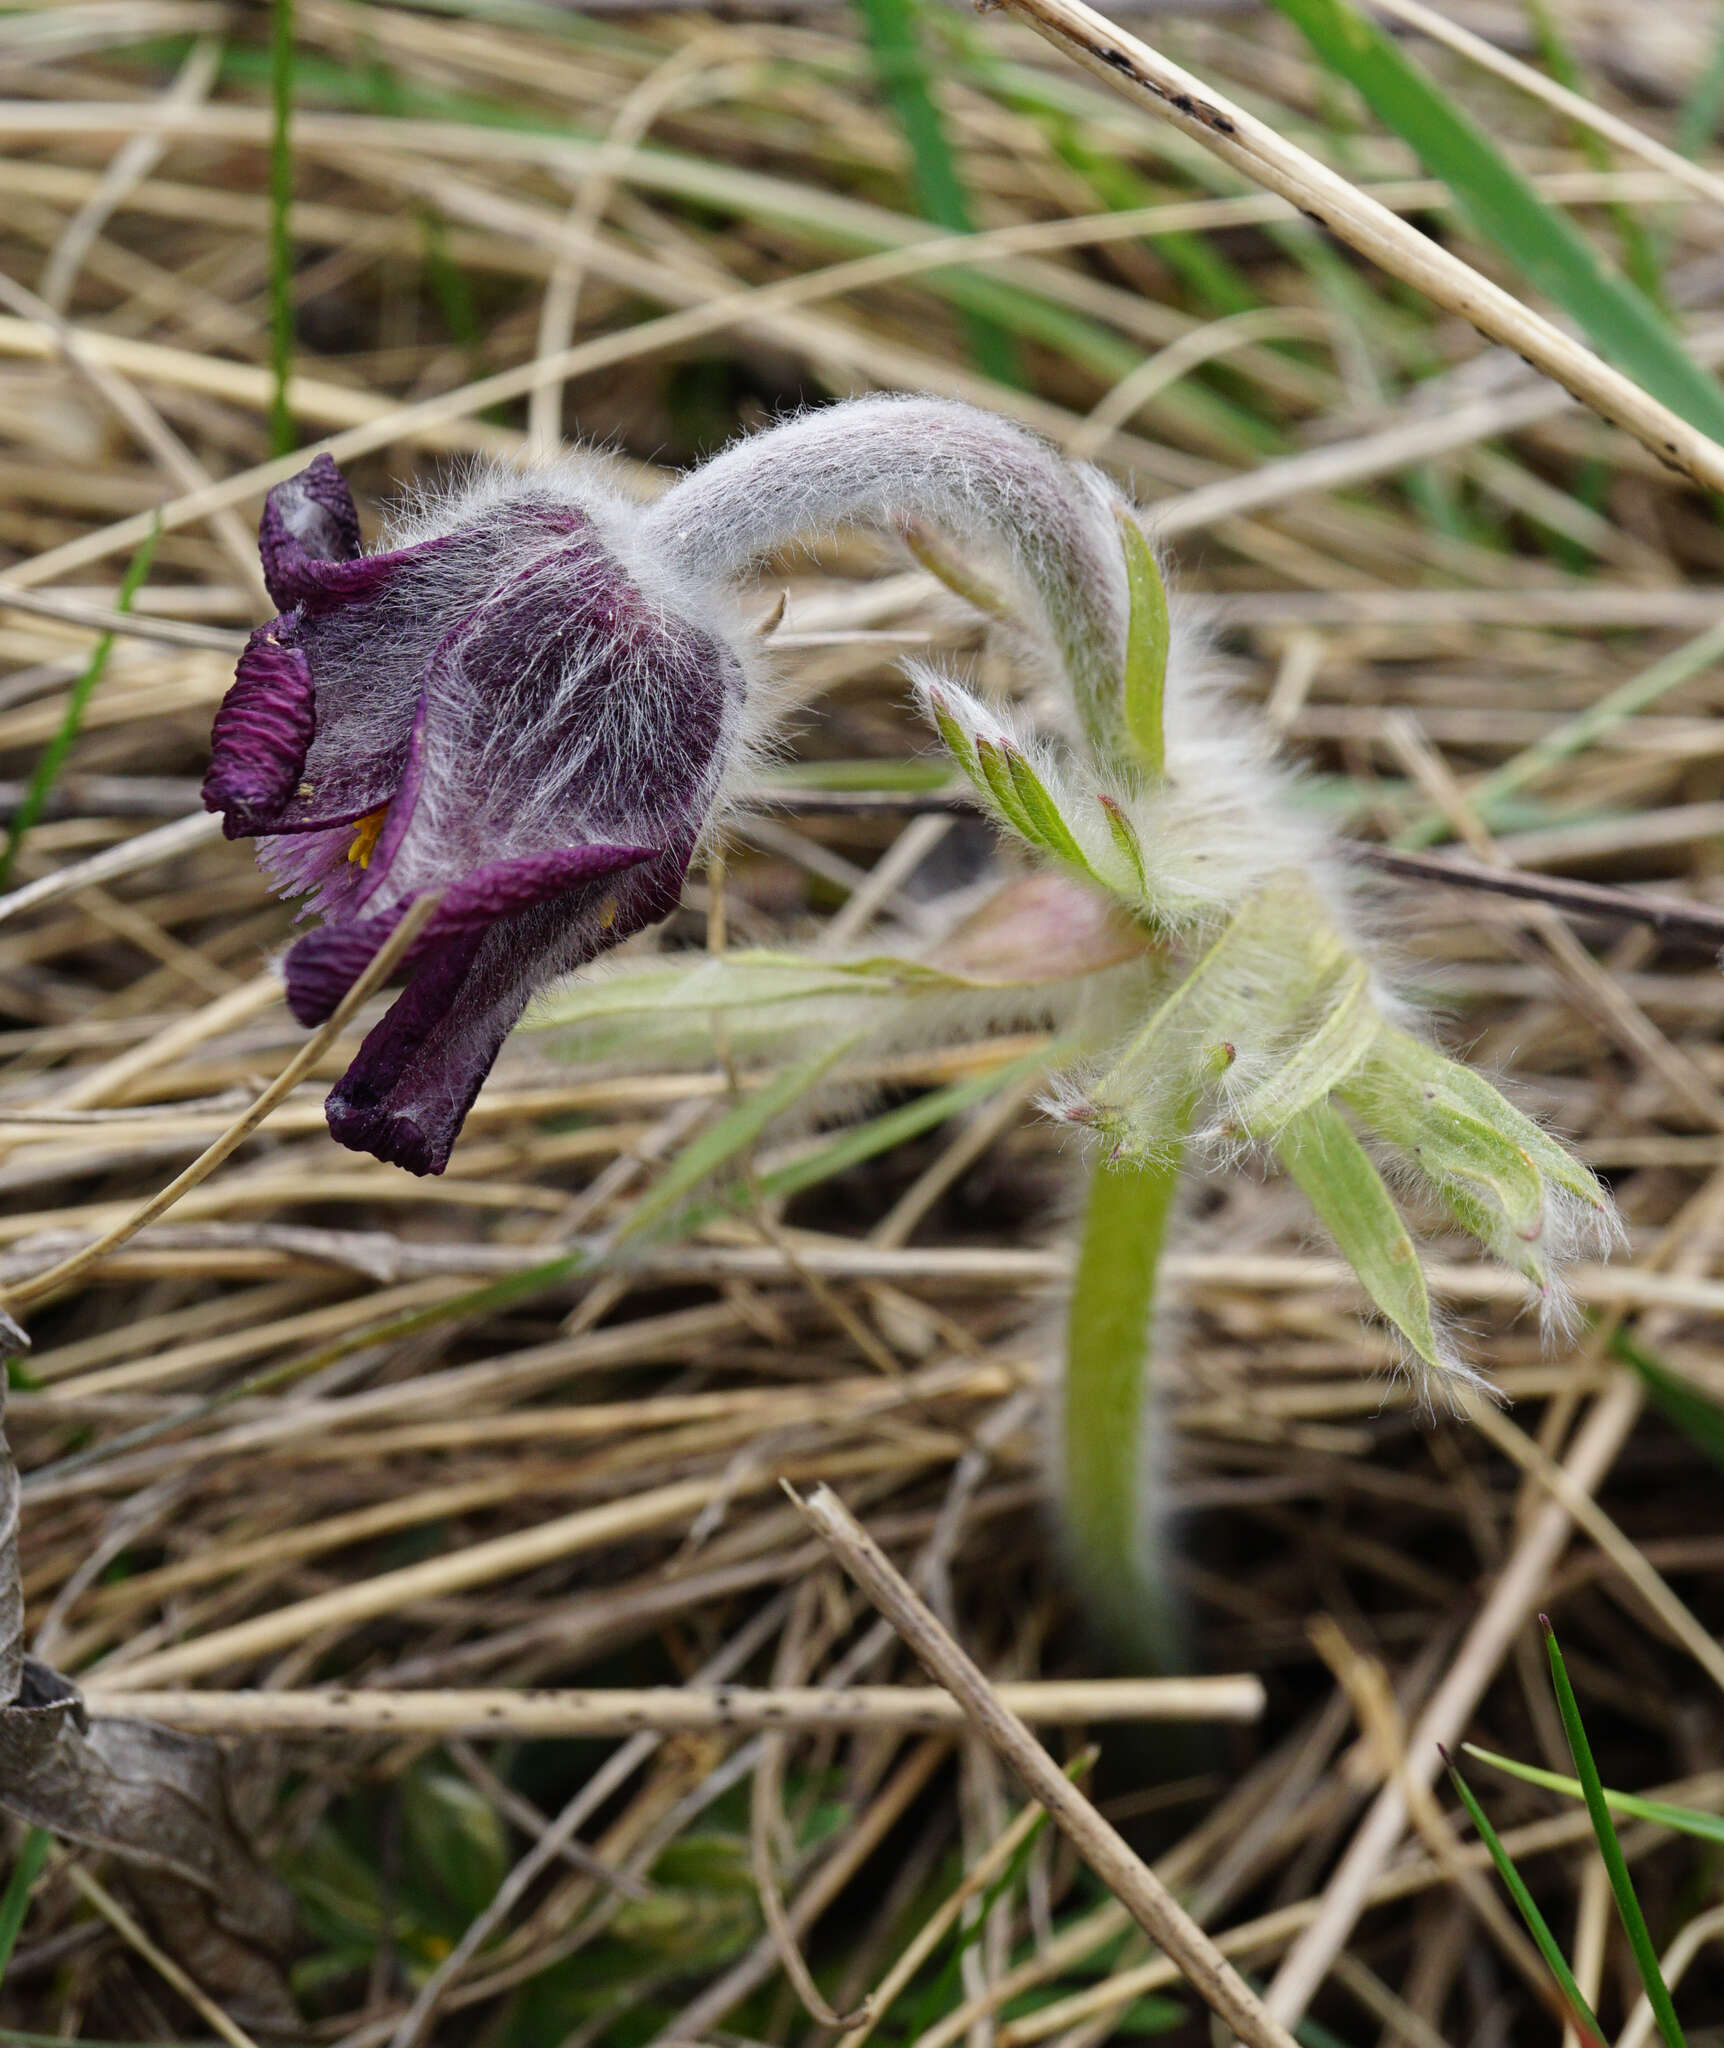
[1061,1133,1188,1668]
[639,395,1129,752]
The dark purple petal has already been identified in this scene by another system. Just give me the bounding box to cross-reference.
[369,535,740,907]
[202,622,316,837]
[260,455,455,615]
[259,454,362,608]
[283,841,658,1026]
[314,842,695,1175]
[225,467,744,1175]
[324,931,495,1176]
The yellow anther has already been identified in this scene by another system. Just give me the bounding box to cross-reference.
[598,895,618,929]
[347,806,389,869]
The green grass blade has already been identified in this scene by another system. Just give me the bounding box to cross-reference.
[1462,1743,1724,1846]
[1610,1330,1724,1476]
[1441,1751,1610,2048]
[1676,5,1724,160]
[853,0,1021,386]
[0,1830,50,1987]
[705,1042,1051,1220]
[618,1037,863,1243]
[268,0,297,456]
[1397,613,1724,850]
[1525,0,1663,305]
[1545,1619,1688,2047]
[0,523,158,891]
[0,2034,214,2048]
[763,758,957,795]
[209,37,1269,456]
[1263,0,1724,444]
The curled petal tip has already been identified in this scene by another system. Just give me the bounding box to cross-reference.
[260,453,362,594]
[203,625,316,837]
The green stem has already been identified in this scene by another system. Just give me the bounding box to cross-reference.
[269,0,297,457]
[1061,1138,1186,1667]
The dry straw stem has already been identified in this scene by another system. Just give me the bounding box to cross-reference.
[930,1775,1724,2048]
[1461,1391,1724,1701]
[837,1784,1056,2048]
[1263,1373,1644,2025]
[78,1677,1266,1734]
[990,0,1724,491]
[86,1450,965,1686]
[0,892,441,1317]
[1366,0,1724,217]
[789,1482,1302,2048]
[0,808,223,929]
[0,584,241,651]
[59,1857,259,2048]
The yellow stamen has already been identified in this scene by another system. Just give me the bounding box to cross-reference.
[598,895,618,929]
[347,806,389,868]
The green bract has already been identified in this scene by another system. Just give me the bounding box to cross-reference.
[919,513,1617,1395]
[512,404,1618,1652]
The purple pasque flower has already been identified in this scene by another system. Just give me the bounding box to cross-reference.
[207,398,1137,1175]
[205,454,745,1175]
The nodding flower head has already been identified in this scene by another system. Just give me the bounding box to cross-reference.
[205,454,746,1175]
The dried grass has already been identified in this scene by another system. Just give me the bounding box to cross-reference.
[2,1,1724,2043]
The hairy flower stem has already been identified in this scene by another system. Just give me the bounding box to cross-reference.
[1062,1137,1188,1670]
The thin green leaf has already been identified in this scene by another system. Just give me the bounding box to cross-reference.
[1276,1098,1446,1374]
[1609,1331,1724,1477]
[269,0,296,455]
[1232,960,1377,1138]
[1002,749,1096,874]
[1264,0,1724,444]
[852,0,1021,385]
[1545,1620,1688,2048]
[974,740,1042,843]
[927,699,982,783]
[0,523,159,891]
[1443,1755,1610,2048]
[619,1037,863,1242]
[1346,1027,1607,1216]
[1462,1744,1724,1847]
[706,1041,1052,1220]
[0,1830,49,1987]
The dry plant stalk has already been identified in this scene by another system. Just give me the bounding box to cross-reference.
[790,1481,1302,2048]
[0,1344,296,2023]
[6,9,1724,2041]
[990,0,1724,491]
[79,1674,1267,1733]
